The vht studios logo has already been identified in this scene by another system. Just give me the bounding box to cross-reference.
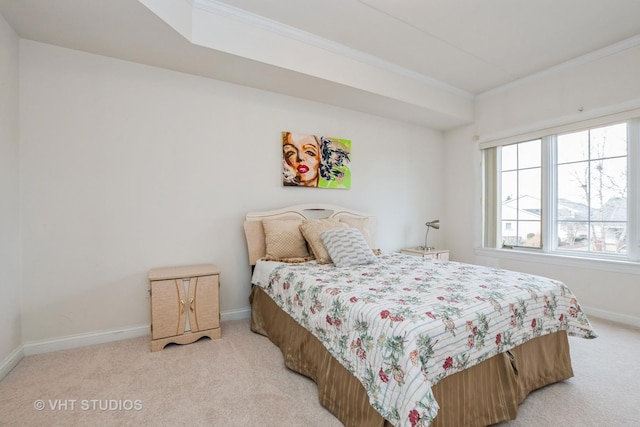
[34,399,143,411]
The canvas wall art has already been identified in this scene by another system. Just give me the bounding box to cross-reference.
[282,131,351,188]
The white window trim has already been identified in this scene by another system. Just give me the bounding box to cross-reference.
[482,115,640,265]
[628,119,640,261]
[478,106,640,149]
[542,136,553,251]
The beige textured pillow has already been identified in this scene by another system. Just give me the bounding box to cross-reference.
[299,218,348,264]
[262,219,310,260]
[339,217,374,248]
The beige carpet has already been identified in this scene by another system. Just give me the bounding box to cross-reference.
[0,316,638,427]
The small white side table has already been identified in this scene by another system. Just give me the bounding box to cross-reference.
[400,248,450,260]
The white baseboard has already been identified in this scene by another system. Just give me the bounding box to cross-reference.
[21,307,252,356]
[583,305,640,329]
[221,307,251,322]
[0,344,25,381]
[23,324,150,356]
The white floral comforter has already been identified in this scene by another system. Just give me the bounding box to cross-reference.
[258,252,596,427]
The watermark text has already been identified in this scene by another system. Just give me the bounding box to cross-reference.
[33,399,143,411]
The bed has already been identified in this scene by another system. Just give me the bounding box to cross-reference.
[243,204,596,427]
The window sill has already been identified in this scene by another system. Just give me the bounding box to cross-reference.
[474,247,640,275]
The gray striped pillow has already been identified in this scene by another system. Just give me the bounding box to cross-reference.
[320,228,376,267]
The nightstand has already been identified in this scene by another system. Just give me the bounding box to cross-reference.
[148,263,221,352]
[400,247,450,260]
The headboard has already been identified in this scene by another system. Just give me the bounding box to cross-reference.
[243,204,376,266]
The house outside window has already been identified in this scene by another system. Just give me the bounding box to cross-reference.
[556,123,627,254]
[500,139,541,248]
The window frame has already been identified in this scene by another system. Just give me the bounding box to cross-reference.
[482,116,640,264]
[497,139,543,250]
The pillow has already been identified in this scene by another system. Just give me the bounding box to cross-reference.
[320,228,377,267]
[262,219,311,261]
[299,218,348,264]
[339,217,374,248]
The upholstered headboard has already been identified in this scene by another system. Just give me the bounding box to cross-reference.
[243,204,376,266]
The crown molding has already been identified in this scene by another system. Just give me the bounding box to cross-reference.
[193,0,473,100]
[478,34,640,99]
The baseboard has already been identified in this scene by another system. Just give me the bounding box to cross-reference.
[221,307,251,322]
[0,344,25,381]
[21,307,252,356]
[23,324,150,356]
[583,305,640,329]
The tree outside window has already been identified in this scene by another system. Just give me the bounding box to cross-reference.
[556,123,627,254]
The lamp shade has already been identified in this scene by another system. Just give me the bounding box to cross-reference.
[425,220,440,230]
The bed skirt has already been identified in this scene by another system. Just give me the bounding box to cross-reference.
[249,285,574,427]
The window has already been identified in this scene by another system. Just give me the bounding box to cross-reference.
[555,123,627,254]
[483,117,639,263]
[500,139,541,248]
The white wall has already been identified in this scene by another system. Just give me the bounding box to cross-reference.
[18,40,445,343]
[444,45,640,326]
[476,45,640,140]
[443,124,481,264]
[0,15,22,373]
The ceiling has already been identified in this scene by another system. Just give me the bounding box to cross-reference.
[2,0,640,130]
[217,0,640,94]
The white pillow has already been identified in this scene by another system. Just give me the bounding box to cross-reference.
[320,228,376,267]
